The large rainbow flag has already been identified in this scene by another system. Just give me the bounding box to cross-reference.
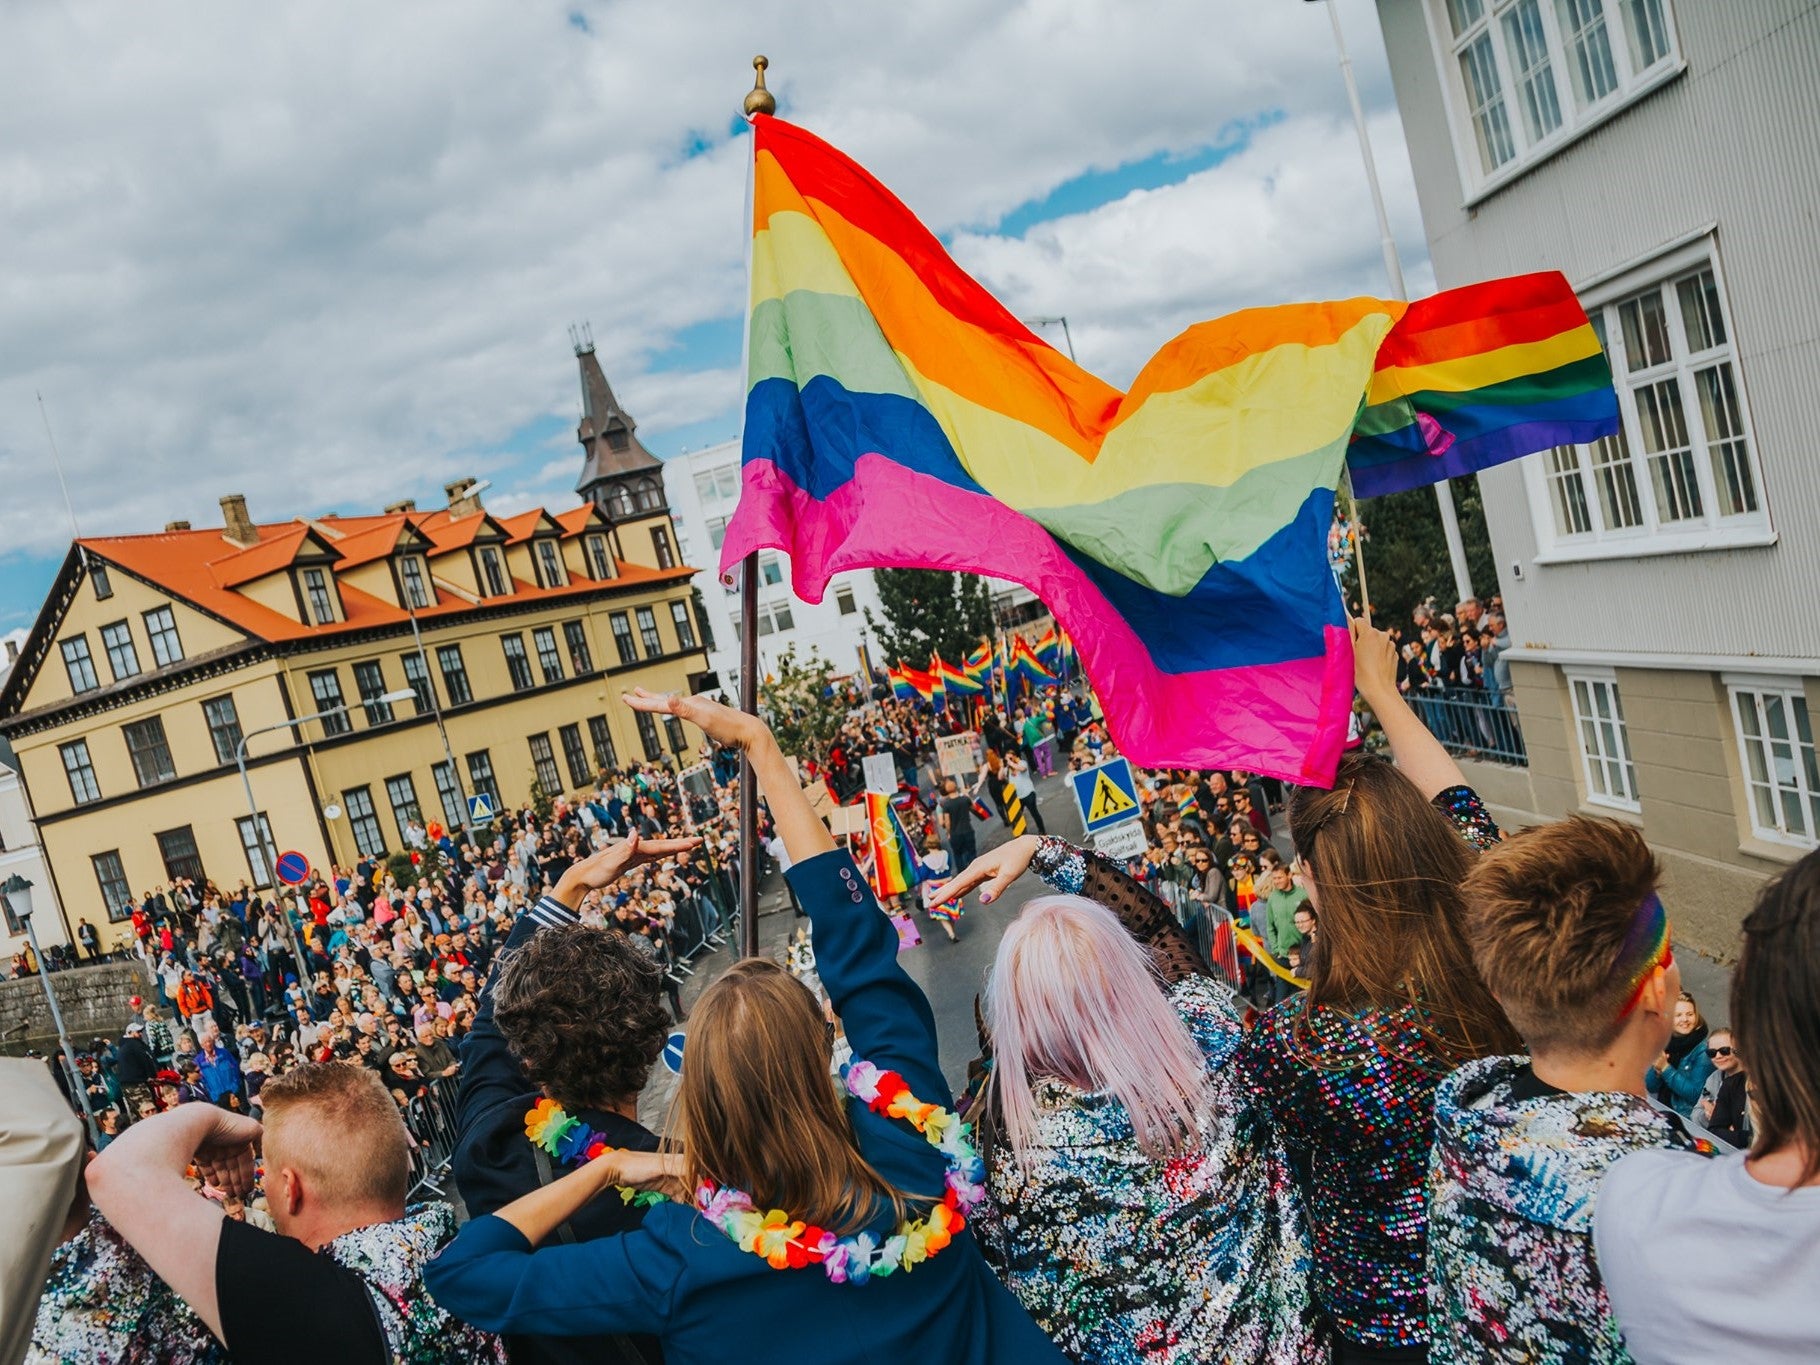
[725,115,1619,783]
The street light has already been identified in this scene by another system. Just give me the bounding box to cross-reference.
[1022,315,1077,363]
[2,873,99,1145]
[235,691,415,983]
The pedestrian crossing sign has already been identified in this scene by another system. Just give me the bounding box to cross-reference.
[467,793,496,823]
[1070,757,1140,834]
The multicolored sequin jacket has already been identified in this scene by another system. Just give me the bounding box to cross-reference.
[971,837,1324,1364]
[1427,1056,1714,1364]
[1234,785,1501,1351]
[30,1208,227,1364]
[326,1202,507,1364]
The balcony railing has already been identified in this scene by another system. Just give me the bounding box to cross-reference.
[1410,687,1528,767]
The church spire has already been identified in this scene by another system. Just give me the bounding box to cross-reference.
[571,324,662,507]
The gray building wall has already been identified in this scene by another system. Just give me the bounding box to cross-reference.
[1375,0,1820,956]
[1377,0,1820,660]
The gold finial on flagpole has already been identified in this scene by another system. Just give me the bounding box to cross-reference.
[743,55,776,117]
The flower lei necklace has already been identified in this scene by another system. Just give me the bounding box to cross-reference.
[522,1059,985,1284]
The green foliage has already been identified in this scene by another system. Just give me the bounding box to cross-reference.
[864,568,994,668]
[384,852,417,889]
[759,645,849,765]
[1348,477,1501,631]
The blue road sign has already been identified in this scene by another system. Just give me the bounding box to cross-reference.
[274,850,311,886]
[1069,757,1141,835]
[467,793,496,823]
[662,1031,686,1075]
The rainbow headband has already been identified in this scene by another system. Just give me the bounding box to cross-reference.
[1614,892,1672,1017]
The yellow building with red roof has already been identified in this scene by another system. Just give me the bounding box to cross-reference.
[0,345,712,950]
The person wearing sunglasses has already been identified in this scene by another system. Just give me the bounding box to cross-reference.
[1699,1031,1753,1150]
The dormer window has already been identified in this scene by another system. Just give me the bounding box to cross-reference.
[606,426,629,452]
[536,539,566,588]
[634,479,665,512]
[608,486,636,519]
[400,555,431,609]
[301,567,339,625]
[479,546,508,597]
[585,535,614,580]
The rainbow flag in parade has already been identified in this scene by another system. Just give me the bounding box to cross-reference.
[1032,626,1061,673]
[894,661,935,702]
[724,115,1619,784]
[963,643,993,685]
[887,664,917,700]
[863,790,921,898]
[1009,635,1057,688]
[935,651,983,696]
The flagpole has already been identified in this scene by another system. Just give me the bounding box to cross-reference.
[737,56,775,959]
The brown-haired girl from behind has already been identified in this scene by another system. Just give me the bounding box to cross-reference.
[1236,618,1519,1364]
[425,690,1066,1365]
[1593,846,1820,1360]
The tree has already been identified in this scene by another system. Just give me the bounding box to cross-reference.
[1345,476,1501,632]
[527,772,556,824]
[759,644,850,766]
[864,568,995,668]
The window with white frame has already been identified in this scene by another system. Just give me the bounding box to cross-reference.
[1566,669,1640,809]
[1725,676,1819,846]
[1432,0,1680,191]
[694,463,741,511]
[1530,245,1766,558]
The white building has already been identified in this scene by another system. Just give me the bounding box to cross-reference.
[1371,0,1820,955]
[663,440,888,695]
[0,730,70,964]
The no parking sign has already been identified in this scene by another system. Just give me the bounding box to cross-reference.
[274,851,312,886]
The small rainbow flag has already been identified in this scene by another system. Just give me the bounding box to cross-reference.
[725,115,1617,784]
[887,664,916,700]
[864,791,920,898]
[963,642,993,685]
[1032,626,1061,673]
[1009,635,1057,688]
[895,661,936,702]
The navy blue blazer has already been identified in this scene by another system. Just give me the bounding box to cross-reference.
[427,848,1063,1365]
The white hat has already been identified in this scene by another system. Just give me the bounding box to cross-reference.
[125,1020,145,1034]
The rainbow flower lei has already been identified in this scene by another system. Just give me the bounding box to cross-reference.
[524,1097,668,1207]
[693,1059,986,1284]
[522,1060,985,1284]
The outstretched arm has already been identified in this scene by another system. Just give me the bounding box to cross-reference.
[1352,617,1466,800]
[940,835,1210,984]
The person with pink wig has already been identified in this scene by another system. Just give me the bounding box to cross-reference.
[942,838,1322,1364]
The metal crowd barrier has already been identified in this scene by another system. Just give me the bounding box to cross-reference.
[1410,688,1528,766]
[405,1075,461,1200]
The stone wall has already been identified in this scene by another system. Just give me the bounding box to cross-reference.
[0,960,152,1055]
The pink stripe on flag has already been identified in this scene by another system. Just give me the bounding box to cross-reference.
[722,456,1354,785]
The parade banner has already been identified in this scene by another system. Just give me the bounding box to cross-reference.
[721,114,1619,784]
[936,731,980,777]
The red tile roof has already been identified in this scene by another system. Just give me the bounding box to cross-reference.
[79,506,692,645]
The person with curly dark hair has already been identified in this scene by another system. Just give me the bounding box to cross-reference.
[453,831,698,1365]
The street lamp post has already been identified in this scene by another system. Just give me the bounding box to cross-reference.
[3,873,100,1146]
[235,691,415,983]
[404,602,479,847]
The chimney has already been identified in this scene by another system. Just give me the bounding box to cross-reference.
[4,639,18,666]
[383,498,417,515]
[165,519,191,532]
[443,478,483,518]
[220,494,258,547]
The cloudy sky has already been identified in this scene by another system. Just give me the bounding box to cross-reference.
[0,0,1433,642]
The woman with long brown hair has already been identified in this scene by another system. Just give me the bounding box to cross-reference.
[426,691,1064,1365]
[1235,620,1518,1365]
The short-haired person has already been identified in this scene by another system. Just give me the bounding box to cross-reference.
[84,1062,504,1362]
[427,690,1065,1365]
[1427,816,1715,1363]
[1594,848,1820,1361]
[452,832,696,1365]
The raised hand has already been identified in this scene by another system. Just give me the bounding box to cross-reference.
[552,833,703,909]
[1350,616,1400,703]
[190,1109,262,1199]
[935,834,1042,906]
[623,688,770,753]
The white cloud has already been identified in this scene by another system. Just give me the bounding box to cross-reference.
[0,0,1425,562]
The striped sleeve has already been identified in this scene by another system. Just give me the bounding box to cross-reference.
[525,896,579,930]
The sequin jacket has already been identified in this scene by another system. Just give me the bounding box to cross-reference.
[326,1202,507,1364]
[1427,1056,1714,1365]
[972,838,1324,1364]
[30,1208,226,1365]
[1234,785,1500,1351]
